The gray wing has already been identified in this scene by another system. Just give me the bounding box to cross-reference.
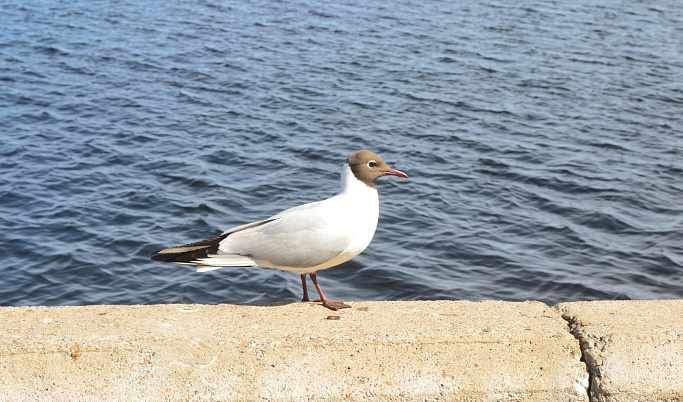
[217,202,353,269]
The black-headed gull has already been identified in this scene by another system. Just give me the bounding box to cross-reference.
[150,150,408,310]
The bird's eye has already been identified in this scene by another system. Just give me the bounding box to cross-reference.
[367,160,378,168]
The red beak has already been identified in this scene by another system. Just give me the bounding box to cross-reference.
[384,168,409,178]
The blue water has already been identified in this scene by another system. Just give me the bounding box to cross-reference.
[2,0,682,307]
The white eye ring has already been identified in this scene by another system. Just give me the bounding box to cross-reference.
[367,160,378,168]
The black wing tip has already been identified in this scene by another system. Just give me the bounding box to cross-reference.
[149,233,229,263]
[150,253,182,263]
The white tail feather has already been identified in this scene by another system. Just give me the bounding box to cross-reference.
[196,265,224,272]
[194,254,259,272]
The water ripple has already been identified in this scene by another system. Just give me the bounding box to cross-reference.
[1,0,682,306]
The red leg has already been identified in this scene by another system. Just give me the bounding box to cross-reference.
[310,273,351,311]
[302,273,324,303]
[300,274,310,302]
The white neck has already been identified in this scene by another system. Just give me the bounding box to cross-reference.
[336,163,377,198]
[331,163,380,259]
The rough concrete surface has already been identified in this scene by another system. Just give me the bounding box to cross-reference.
[556,299,683,402]
[0,300,588,401]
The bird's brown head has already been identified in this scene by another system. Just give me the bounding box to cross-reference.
[346,150,408,188]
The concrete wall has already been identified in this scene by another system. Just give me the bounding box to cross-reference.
[0,299,681,401]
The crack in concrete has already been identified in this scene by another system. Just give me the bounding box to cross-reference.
[556,309,593,402]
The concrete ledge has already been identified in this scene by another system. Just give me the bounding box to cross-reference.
[2,300,682,401]
[1,300,588,401]
[556,300,683,402]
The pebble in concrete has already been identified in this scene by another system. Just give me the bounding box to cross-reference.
[556,299,683,402]
[0,300,587,401]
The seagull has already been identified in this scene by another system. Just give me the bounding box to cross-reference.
[150,150,408,310]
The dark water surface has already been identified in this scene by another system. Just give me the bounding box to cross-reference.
[2,0,682,306]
